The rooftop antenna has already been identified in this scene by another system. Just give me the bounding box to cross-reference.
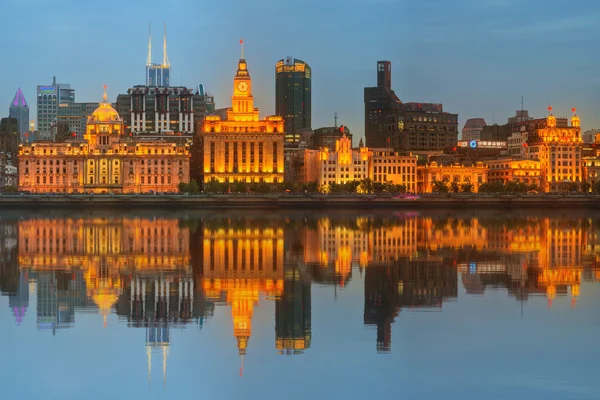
[147,23,152,66]
[163,23,170,67]
[521,96,524,111]
[334,111,338,128]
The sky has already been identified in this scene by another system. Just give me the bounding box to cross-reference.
[1,0,600,139]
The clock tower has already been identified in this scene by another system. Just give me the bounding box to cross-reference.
[229,41,259,122]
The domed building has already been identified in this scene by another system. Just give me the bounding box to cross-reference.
[18,87,190,193]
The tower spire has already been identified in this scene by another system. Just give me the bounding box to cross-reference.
[102,85,108,102]
[147,23,152,66]
[163,23,170,67]
[240,38,244,59]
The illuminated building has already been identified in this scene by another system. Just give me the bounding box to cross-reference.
[275,266,311,354]
[508,115,569,158]
[308,135,369,187]
[370,149,417,191]
[583,156,600,190]
[18,87,190,194]
[36,77,75,140]
[276,57,311,144]
[146,23,170,87]
[201,219,284,363]
[461,118,487,141]
[197,46,285,184]
[417,161,487,193]
[483,157,541,186]
[364,61,403,148]
[9,88,29,141]
[525,109,583,192]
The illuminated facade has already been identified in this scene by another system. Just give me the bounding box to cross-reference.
[18,88,190,193]
[201,222,285,361]
[370,149,417,191]
[198,51,285,184]
[483,157,541,186]
[417,161,487,193]
[525,110,583,191]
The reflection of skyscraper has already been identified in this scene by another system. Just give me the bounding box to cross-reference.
[9,269,29,326]
[364,259,457,352]
[276,265,311,354]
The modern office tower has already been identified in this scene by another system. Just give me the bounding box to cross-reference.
[115,86,206,136]
[56,102,98,140]
[196,48,285,184]
[275,265,311,355]
[36,77,75,140]
[275,57,311,144]
[9,88,29,141]
[146,23,171,87]
[364,61,403,148]
[461,118,487,141]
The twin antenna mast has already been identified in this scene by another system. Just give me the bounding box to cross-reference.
[147,23,170,67]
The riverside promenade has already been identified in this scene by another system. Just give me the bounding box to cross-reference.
[0,193,598,209]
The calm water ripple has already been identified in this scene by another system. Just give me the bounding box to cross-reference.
[1,209,599,399]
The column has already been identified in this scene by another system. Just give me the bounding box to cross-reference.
[178,96,183,133]
[142,95,146,132]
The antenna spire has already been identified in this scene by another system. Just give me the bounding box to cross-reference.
[147,23,152,66]
[103,85,108,102]
[240,38,244,59]
[163,23,170,67]
[334,111,338,128]
[521,96,524,111]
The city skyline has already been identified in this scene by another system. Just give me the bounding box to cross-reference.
[2,0,599,139]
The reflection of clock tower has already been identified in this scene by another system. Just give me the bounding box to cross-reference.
[228,44,259,123]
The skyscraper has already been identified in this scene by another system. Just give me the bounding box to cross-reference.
[146,23,171,87]
[364,61,403,148]
[276,57,311,144]
[9,88,29,141]
[37,77,75,140]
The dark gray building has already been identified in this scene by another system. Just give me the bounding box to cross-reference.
[276,57,312,145]
[9,88,29,142]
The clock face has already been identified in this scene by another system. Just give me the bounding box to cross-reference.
[237,81,249,92]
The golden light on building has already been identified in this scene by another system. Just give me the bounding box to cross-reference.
[198,45,285,184]
[18,87,190,194]
[525,108,583,192]
[417,162,488,193]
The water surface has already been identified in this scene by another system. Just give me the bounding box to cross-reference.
[1,209,599,400]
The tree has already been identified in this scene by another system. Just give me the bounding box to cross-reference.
[450,181,460,193]
[460,183,474,193]
[178,182,188,193]
[594,181,600,193]
[305,181,319,194]
[373,182,386,194]
[232,181,248,193]
[187,180,200,193]
[358,178,374,194]
[581,181,592,193]
[346,180,360,194]
[432,180,449,193]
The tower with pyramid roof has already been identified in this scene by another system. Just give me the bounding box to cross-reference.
[9,88,29,142]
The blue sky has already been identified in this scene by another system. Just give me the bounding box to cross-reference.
[2,0,600,138]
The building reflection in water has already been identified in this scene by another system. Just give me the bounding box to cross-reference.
[0,211,598,375]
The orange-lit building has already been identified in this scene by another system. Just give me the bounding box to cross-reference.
[417,161,487,193]
[197,50,285,184]
[525,110,583,192]
[18,88,190,193]
[483,157,541,187]
[201,222,285,360]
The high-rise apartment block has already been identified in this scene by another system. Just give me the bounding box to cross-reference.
[275,57,311,144]
[37,77,75,140]
[9,88,29,142]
